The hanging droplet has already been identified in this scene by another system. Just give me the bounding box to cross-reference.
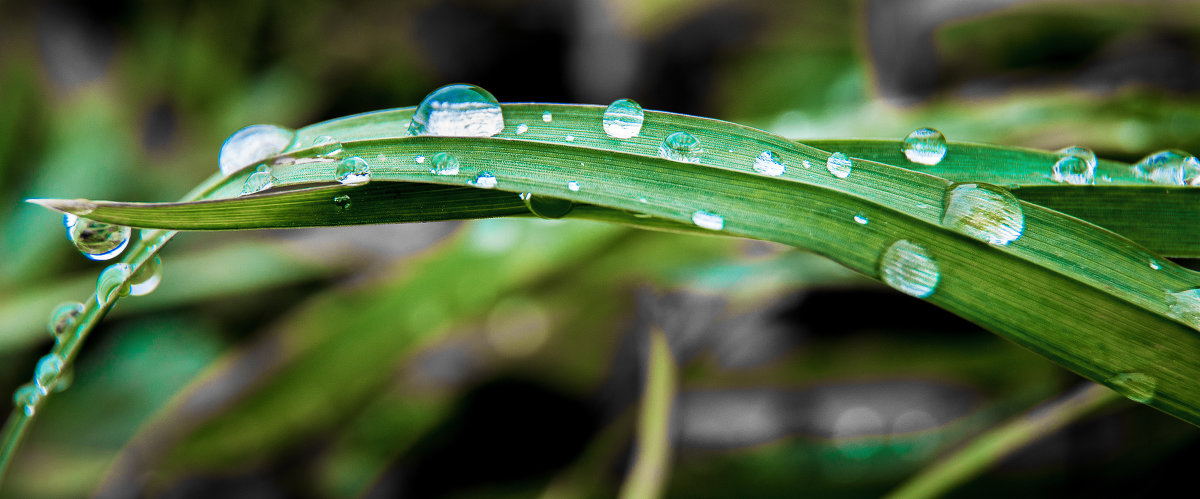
[62,213,77,238]
[312,135,343,158]
[516,123,529,134]
[96,263,133,305]
[602,98,645,139]
[826,152,852,179]
[1052,146,1097,185]
[48,301,84,339]
[854,214,869,225]
[567,180,581,192]
[333,195,351,211]
[471,172,498,189]
[901,128,948,166]
[219,124,296,176]
[1106,372,1156,404]
[69,218,131,261]
[408,84,504,137]
[942,183,1025,245]
[659,131,702,163]
[335,156,371,185]
[692,210,724,230]
[128,255,163,296]
[34,353,64,395]
[752,151,786,177]
[1166,288,1200,329]
[1132,150,1200,186]
[879,240,940,298]
[13,383,39,416]
[240,169,276,196]
[520,193,574,219]
[543,111,553,123]
[430,152,460,176]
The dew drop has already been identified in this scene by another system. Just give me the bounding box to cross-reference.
[69,218,131,261]
[543,111,553,123]
[240,169,276,196]
[312,135,343,158]
[565,135,575,142]
[333,195,351,211]
[62,213,77,237]
[13,383,39,416]
[219,124,296,176]
[880,240,939,298]
[48,301,84,339]
[1132,150,1200,186]
[752,151,786,177]
[128,255,162,296]
[409,84,504,137]
[901,128,948,166]
[336,156,371,185]
[1166,288,1200,329]
[430,152,460,176]
[471,172,498,189]
[1106,372,1156,404]
[415,155,426,164]
[854,214,869,225]
[516,123,528,134]
[520,192,574,219]
[53,368,73,393]
[802,159,812,169]
[1052,146,1097,185]
[659,131,702,163]
[1150,260,1161,270]
[692,210,724,231]
[826,152,852,179]
[602,98,645,139]
[96,263,132,305]
[567,180,581,192]
[942,183,1025,245]
[34,353,64,395]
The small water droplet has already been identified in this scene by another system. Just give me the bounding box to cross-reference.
[53,368,73,393]
[1167,288,1200,329]
[471,172,498,189]
[312,135,343,158]
[854,214,869,225]
[942,183,1025,245]
[333,195,351,211]
[543,111,553,123]
[219,124,296,176]
[826,152,852,179]
[567,180,580,192]
[48,301,84,339]
[1133,150,1200,186]
[34,353,63,395]
[516,123,528,134]
[1052,146,1097,185]
[415,155,426,164]
[880,240,939,298]
[69,218,131,261]
[409,84,504,137]
[335,156,371,185]
[692,210,724,230]
[13,383,39,416]
[255,164,272,173]
[802,160,812,169]
[1106,372,1156,404]
[1150,260,1161,270]
[240,169,276,195]
[659,131,702,163]
[752,151,786,176]
[430,152,460,176]
[565,135,575,142]
[602,98,644,139]
[901,128,948,166]
[520,192,574,219]
[96,263,132,305]
[128,255,162,296]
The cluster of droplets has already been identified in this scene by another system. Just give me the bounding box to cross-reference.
[1132,150,1200,186]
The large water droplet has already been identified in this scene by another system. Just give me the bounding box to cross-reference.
[826,152,852,179]
[240,169,276,195]
[1166,288,1200,329]
[96,263,132,305]
[69,218,131,261]
[13,383,39,416]
[520,193,574,219]
[312,135,343,158]
[1133,150,1200,186]
[34,353,64,395]
[430,152,460,176]
[335,156,371,185]
[1052,146,1097,185]
[752,151,786,177]
[880,240,940,298]
[409,84,504,137]
[692,210,724,230]
[1106,372,1156,404]
[128,255,162,296]
[62,213,77,237]
[602,98,645,139]
[470,172,498,189]
[659,131,702,163]
[942,183,1025,245]
[219,124,296,176]
[333,195,351,211]
[48,301,84,339]
[901,128,947,166]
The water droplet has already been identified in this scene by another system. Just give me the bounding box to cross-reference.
[255,164,272,173]
[802,159,812,169]
[542,111,553,123]
[520,192,574,219]
[128,255,162,296]
[335,156,371,185]
[752,151,785,177]
[880,240,940,298]
[415,155,426,164]
[826,152,852,179]
[471,172,498,189]
[408,84,504,137]
[53,368,73,393]
[48,301,84,339]
[62,213,77,238]
[692,210,724,230]
[1133,150,1200,186]
[34,353,63,395]
[219,124,296,176]
[567,180,581,192]
[430,152,460,176]
[240,169,276,195]
[1150,260,1161,270]
[13,383,39,416]
[659,131,702,163]
[516,123,528,134]
[96,263,132,305]
[1052,146,1097,185]
[901,128,947,166]
[333,195,351,211]
[1166,288,1200,329]
[69,218,131,261]
[312,135,343,158]
[942,183,1025,245]
[854,214,869,225]
[1106,372,1156,404]
[565,135,575,142]
[602,98,644,139]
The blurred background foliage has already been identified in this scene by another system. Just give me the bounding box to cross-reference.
[2,0,1200,497]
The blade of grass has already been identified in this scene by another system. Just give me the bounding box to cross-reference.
[619,327,677,499]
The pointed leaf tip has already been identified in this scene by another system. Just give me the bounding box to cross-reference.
[26,198,97,216]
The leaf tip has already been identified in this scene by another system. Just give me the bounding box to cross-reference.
[26,198,98,216]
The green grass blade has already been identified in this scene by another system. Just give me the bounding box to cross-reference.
[619,327,677,499]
